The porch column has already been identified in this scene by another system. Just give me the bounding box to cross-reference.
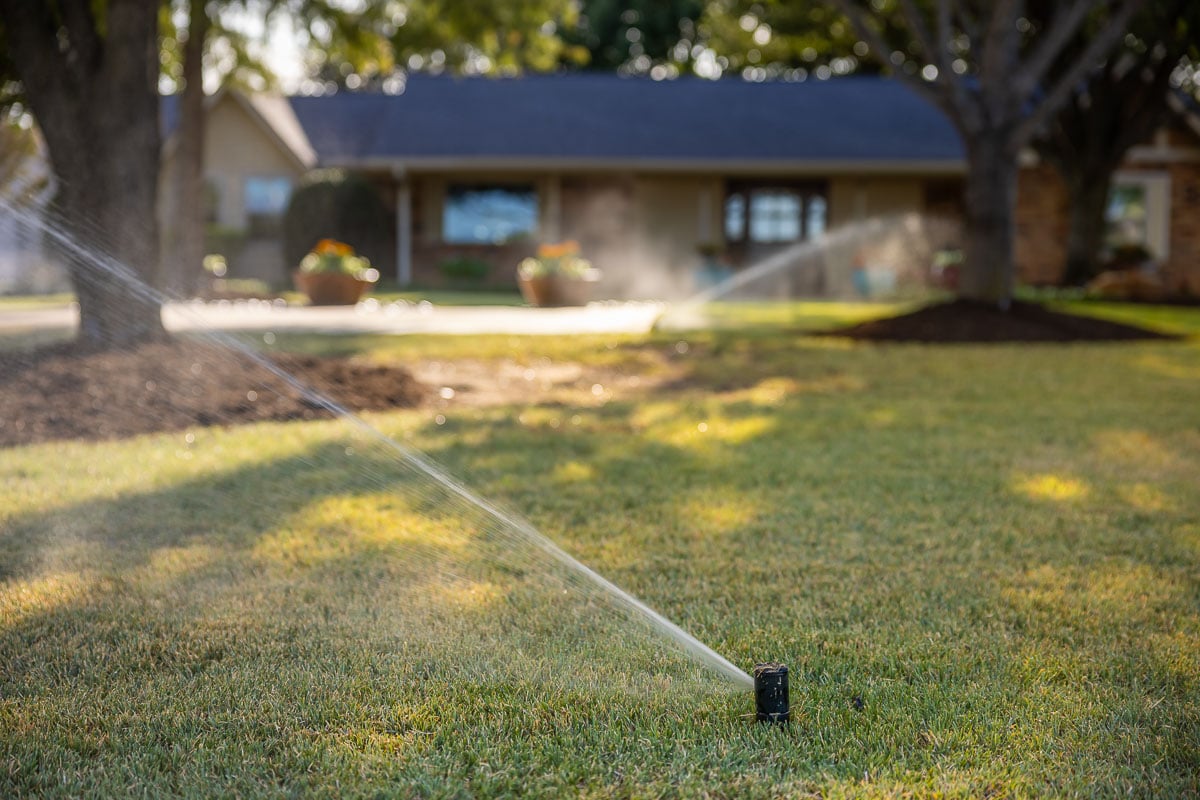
[544,174,562,242]
[697,187,713,243]
[394,174,412,286]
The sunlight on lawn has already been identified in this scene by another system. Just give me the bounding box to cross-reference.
[1092,428,1185,474]
[0,571,89,629]
[1014,473,1090,502]
[679,492,759,535]
[3,303,1200,798]
[257,494,475,570]
[550,460,596,483]
[1116,482,1172,513]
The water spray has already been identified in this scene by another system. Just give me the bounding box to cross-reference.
[3,199,758,693]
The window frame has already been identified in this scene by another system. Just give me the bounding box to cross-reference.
[723,180,829,246]
[442,182,540,245]
[1107,171,1170,259]
[242,175,293,236]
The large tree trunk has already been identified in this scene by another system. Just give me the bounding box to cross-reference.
[1,0,164,348]
[1062,172,1113,286]
[165,0,210,296]
[960,133,1019,307]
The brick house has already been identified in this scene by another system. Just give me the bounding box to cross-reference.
[158,74,1200,297]
[1016,92,1200,295]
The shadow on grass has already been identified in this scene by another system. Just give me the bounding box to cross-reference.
[3,361,1199,794]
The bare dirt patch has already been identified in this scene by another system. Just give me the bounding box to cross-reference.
[1,340,425,448]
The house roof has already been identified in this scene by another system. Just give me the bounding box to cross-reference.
[167,74,967,172]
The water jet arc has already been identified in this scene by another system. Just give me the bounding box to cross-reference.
[4,200,754,690]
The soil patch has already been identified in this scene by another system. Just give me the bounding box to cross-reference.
[826,300,1180,343]
[1,340,426,448]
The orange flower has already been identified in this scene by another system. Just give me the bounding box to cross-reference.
[314,239,353,256]
[536,240,580,259]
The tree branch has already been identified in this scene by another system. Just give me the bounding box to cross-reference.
[829,0,959,123]
[1011,0,1104,105]
[936,0,952,67]
[951,1,980,42]
[59,0,101,77]
[0,0,72,125]
[978,0,1022,98]
[898,0,941,70]
[1015,0,1148,144]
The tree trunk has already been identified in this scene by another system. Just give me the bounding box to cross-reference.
[1062,172,1113,286]
[0,0,164,348]
[165,0,210,296]
[960,134,1019,307]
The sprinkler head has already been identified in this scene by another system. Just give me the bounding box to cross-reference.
[753,662,789,723]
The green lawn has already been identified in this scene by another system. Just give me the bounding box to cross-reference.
[2,304,1199,797]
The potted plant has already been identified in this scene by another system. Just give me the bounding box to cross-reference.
[293,238,379,305]
[516,240,601,307]
[694,242,732,291]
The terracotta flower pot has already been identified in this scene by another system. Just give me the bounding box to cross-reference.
[293,271,375,306]
[517,272,600,307]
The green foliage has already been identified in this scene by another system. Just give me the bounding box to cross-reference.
[204,224,247,257]
[517,241,596,279]
[282,170,392,273]
[388,0,587,75]
[438,256,492,285]
[565,0,704,72]
[298,238,377,279]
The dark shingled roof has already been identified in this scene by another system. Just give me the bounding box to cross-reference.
[169,74,966,166]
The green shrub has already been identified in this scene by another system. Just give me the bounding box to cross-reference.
[438,256,491,285]
[283,170,393,276]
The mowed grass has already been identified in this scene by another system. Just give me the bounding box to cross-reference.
[2,303,1199,797]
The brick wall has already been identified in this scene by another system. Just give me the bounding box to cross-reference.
[410,241,536,288]
[1015,119,1200,292]
[1014,164,1069,286]
[1165,162,1200,295]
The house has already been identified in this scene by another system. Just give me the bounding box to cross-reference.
[160,74,966,297]
[158,73,1200,298]
[1016,91,1200,296]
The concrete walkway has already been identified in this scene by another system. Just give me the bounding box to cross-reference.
[0,299,667,337]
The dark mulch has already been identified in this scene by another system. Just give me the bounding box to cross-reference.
[0,339,426,448]
[826,300,1181,343]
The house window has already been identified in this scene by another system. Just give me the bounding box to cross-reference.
[724,184,828,244]
[1106,172,1170,258]
[806,196,828,238]
[244,176,292,234]
[1106,184,1148,250]
[724,194,746,241]
[749,191,802,242]
[444,184,538,244]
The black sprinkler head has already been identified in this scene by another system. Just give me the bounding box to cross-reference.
[753,662,789,723]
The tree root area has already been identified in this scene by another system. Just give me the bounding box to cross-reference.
[827,300,1179,343]
[1,340,426,448]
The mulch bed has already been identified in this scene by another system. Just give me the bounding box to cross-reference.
[0,340,426,448]
[826,300,1181,343]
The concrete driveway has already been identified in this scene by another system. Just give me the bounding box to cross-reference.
[0,299,666,337]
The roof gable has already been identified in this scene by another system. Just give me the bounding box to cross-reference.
[162,90,316,171]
